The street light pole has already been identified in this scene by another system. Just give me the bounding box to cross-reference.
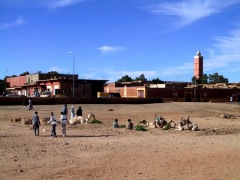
[69,52,75,98]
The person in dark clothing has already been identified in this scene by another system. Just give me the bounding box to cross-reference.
[22,99,28,110]
[61,104,68,116]
[237,94,240,105]
[32,111,41,136]
[28,99,34,110]
[76,106,83,116]
[113,119,119,128]
[126,119,133,130]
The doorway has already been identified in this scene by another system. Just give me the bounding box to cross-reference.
[138,90,144,98]
[185,93,192,102]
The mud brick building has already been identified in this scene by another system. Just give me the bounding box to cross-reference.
[104,50,239,102]
[5,50,240,102]
[6,73,107,98]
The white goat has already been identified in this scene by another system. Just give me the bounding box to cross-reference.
[69,113,95,125]
[175,116,198,131]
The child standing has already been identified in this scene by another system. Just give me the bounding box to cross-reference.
[60,112,69,137]
[32,111,41,136]
[29,99,34,110]
[47,112,58,137]
[22,99,28,110]
[70,106,75,119]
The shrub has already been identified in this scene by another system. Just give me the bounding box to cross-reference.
[89,119,102,124]
[134,125,148,131]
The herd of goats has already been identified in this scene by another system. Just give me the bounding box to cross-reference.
[69,113,199,131]
[139,115,199,131]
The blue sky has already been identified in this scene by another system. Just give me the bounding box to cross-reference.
[1,0,240,83]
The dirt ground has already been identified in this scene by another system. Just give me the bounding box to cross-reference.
[0,102,240,180]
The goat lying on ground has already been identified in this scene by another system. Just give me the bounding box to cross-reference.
[69,113,95,125]
[138,119,156,128]
[139,116,198,131]
[139,118,176,129]
[154,114,167,128]
[167,119,176,128]
[175,116,198,131]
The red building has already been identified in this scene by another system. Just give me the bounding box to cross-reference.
[6,73,107,98]
[104,81,240,102]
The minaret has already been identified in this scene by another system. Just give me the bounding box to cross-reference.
[194,50,203,79]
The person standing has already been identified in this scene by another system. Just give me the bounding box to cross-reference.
[76,106,83,117]
[60,112,68,137]
[28,99,34,110]
[70,106,75,119]
[22,99,28,110]
[237,94,240,105]
[62,104,68,116]
[32,111,40,136]
[47,112,58,137]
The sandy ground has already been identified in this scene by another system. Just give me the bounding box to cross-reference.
[0,102,240,180]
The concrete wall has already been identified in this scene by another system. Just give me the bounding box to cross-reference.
[0,97,163,105]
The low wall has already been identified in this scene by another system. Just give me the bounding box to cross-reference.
[0,97,163,106]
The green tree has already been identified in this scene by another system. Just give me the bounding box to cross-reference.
[192,74,209,84]
[201,74,208,84]
[135,74,147,82]
[19,71,30,76]
[151,78,163,84]
[47,71,59,75]
[208,73,228,83]
[0,77,9,96]
[191,76,200,84]
[0,79,5,95]
[48,71,59,78]
[116,75,133,83]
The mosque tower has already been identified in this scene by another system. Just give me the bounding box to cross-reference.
[194,50,203,79]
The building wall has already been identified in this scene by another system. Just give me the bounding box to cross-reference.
[75,83,92,97]
[26,74,40,85]
[6,73,106,98]
[7,76,26,87]
[44,82,61,95]
[125,87,138,97]
[106,85,145,98]
[104,83,116,93]
[104,82,240,102]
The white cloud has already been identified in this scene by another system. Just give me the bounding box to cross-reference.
[0,0,86,9]
[0,16,26,30]
[105,69,158,82]
[50,0,85,9]
[76,66,159,82]
[157,63,193,77]
[145,0,240,27]
[154,26,240,81]
[204,27,240,70]
[66,27,240,82]
[49,66,69,73]
[97,46,127,55]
